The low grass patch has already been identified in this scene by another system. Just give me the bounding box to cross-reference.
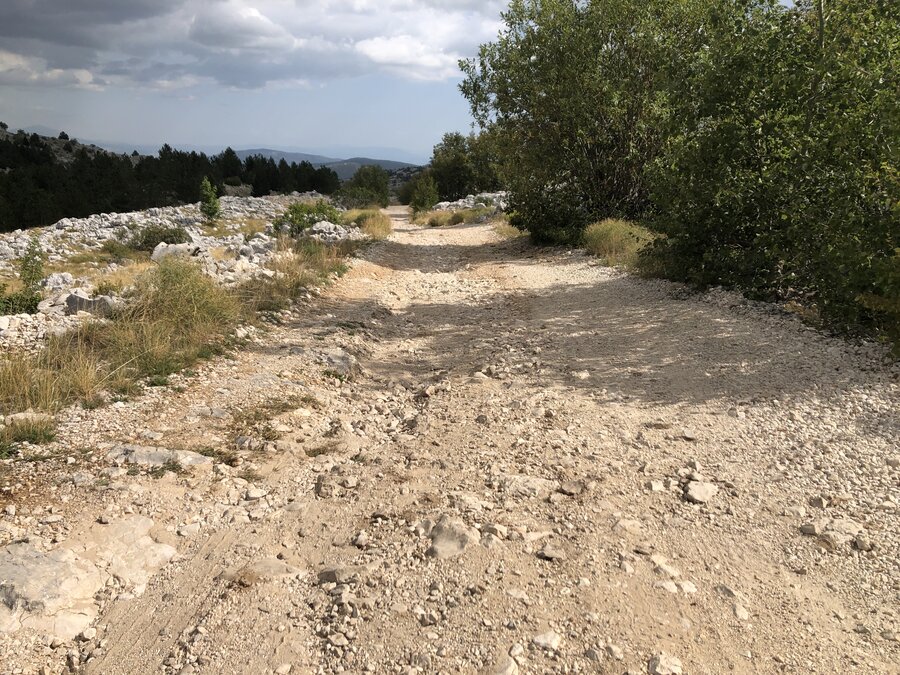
[229,396,302,444]
[239,238,353,313]
[493,217,527,240]
[582,219,656,267]
[342,210,392,240]
[413,207,495,228]
[0,418,57,458]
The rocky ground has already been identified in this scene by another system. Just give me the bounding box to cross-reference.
[0,207,897,674]
[0,194,369,352]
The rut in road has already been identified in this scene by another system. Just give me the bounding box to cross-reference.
[48,207,900,673]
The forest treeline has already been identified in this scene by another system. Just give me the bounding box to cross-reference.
[461,0,898,345]
[0,133,340,232]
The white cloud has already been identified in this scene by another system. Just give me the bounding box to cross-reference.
[2,0,506,89]
[0,49,99,89]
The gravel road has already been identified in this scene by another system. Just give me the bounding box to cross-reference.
[1,207,897,674]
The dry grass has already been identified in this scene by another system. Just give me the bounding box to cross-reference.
[582,219,656,267]
[342,210,392,240]
[238,237,353,313]
[0,258,241,414]
[493,217,527,239]
[0,418,57,458]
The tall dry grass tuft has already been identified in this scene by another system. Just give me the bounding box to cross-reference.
[343,210,392,240]
[582,219,656,267]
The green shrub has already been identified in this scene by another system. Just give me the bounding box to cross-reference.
[449,212,465,226]
[200,176,221,221]
[583,219,655,267]
[337,187,382,210]
[410,173,440,214]
[0,236,43,314]
[275,200,342,237]
[100,239,138,262]
[127,225,190,252]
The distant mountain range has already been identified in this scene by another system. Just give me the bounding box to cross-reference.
[15,126,423,180]
[234,148,419,181]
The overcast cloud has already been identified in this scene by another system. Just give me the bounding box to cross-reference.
[0,0,504,87]
[0,0,506,159]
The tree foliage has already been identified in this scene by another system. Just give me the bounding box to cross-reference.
[409,172,440,213]
[0,140,340,232]
[340,165,391,208]
[199,176,221,221]
[461,0,899,344]
[430,132,501,201]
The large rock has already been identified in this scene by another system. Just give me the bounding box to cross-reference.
[63,289,118,317]
[0,516,176,639]
[426,515,481,559]
[0,544,104,638]
[151,242,202,262]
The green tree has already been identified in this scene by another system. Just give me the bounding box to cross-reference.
[342,165,390,207]
[409,172,440,213]
[199,176,221,221]
[430,132,475,201]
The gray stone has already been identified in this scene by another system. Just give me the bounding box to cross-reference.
[683,481,719,504]
[648,653,683,675]
[532,630,562,651]
[426,515,480,559]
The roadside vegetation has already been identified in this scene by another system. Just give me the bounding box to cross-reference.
[413,207,495,228]
[582,219,656,268]
[461,0,898,350]
[0,204,374,454]
[342,209,392,240]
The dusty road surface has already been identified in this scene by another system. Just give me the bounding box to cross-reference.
[2,207,898,674]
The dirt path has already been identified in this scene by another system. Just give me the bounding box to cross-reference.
[2,207,898,674]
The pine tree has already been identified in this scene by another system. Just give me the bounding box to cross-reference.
[199,176,220,221]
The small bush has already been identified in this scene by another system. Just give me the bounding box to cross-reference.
[127,225,190,252]
[100,239,139,262]
[583,219,655,267]
[410,173,440,213]
[275,200,341,237]
[337,187,382,210]
[0,237,43,314]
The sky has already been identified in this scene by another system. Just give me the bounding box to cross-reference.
[0,0,508,163]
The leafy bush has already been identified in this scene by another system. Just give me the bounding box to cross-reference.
[462,0,899,347]
[127,225,190,252]
[275,200,342,237]
[583,219,655,267]
[0,236,43,314]
[337,187,383,210]
[100,239,139,262]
